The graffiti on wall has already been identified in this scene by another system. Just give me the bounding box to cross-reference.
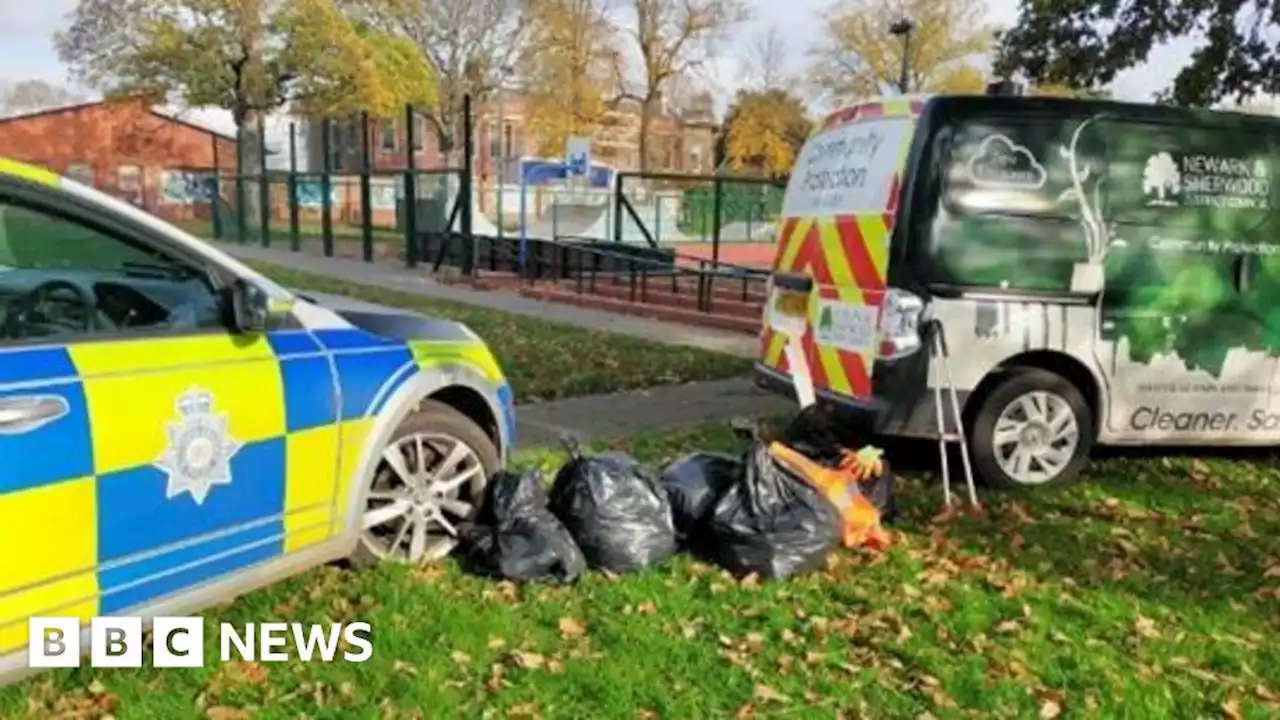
[294,179,340,208]
[160,170,217,205]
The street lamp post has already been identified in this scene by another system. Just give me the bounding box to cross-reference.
[889,19,915,94]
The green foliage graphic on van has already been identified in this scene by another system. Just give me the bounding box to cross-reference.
[928,109,1280,379]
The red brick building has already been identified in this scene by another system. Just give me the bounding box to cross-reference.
[0,99,236,219]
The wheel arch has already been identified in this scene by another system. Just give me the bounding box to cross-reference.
[337,362,510,544]
[963,349,1103,439]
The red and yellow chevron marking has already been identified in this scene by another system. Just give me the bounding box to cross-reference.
[819,97,925,132]
[761,213,892,398]
[762,97,922,400]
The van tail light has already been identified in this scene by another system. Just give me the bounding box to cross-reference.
[877,288,926,360]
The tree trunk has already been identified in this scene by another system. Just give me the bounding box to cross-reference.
[232,0,266,241]
[232,105,265,242]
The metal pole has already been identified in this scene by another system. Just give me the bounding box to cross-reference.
[890,19,915,94]
[461,94,475,276]
[518,160,529,265]
[360,111,374,262]
[211,135,223,240]
[235,127,247,243]
[321,118,334,257]
[711,176,723,268]
[288,123,300,251]
[258,114,270,246]
[899,31,912,93]
[496,78,506,242]
[404,104,419,268]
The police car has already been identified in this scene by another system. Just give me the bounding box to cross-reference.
[0,158,515,683]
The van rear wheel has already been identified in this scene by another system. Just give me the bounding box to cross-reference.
[969,368,1093,489]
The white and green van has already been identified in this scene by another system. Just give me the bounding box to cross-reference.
[757,89,1279,488]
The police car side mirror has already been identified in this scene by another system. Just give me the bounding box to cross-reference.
[230,278,277,334]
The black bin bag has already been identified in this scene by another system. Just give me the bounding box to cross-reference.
[660,452,740,551]
[459,470,587,584]
[705,435,841,580]
[548,438,677,573]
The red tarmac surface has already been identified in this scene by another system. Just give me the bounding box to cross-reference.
[673,241,776,269]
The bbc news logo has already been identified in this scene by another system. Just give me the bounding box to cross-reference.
[29,617,373,668]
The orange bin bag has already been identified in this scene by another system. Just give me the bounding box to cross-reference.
[767,442,892,551]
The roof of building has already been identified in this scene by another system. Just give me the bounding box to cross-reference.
[0,99,239,141]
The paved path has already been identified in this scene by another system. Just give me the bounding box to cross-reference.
[211,244,796,446]
[218,243,758,358]
[513,376,795,449]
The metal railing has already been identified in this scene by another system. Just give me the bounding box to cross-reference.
[424,231,769,315]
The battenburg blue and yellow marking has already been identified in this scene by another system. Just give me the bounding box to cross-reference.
[0,325,507,654]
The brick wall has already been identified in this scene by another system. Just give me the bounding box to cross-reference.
[0,100,235,222]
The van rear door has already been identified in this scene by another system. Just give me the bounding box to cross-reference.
[761,99,923,402]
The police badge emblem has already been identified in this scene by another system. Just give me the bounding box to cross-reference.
[154,387,243,505]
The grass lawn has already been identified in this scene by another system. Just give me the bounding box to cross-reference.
[249,262,754,402]
[8,421,1279,719]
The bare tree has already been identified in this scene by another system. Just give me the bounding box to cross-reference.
[614,0,750,171]
[352,0,528,159]
[743,26,790,90]
[0,79,84,116]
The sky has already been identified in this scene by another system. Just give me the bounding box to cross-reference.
[0,0,1200,137]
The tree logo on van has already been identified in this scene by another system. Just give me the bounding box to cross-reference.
[1142,152,1181,206]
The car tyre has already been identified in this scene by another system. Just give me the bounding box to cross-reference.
[350,399,499,568]
[969,368,1093,490]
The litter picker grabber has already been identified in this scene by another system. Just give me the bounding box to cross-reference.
[925,319,980,508]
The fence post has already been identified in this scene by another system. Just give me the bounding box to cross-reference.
[288,123,300,251]
[211,135,223,240]
[612,174,624,243]
[235,129,248,243]
[321,118,334,257]
[653,195,661,245]
[461,94,475,276]
[360,112,374,262]
[711,176,723,268]
[404,104,419,268]
[258,114,270,247]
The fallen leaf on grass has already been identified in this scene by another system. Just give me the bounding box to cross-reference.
[1133,615,1161,639]
[995,620,1021,635]
[733,703,755,719]
[1221,698,1243,720]
[754,684,790,703]
[558,617,587,639]
[932,505,961,525]
[510,650,546,670]
[508,701,542,719]
[637,601,657,615]
[487,663,506,692]
[1039,699,1063,719]
[450,651,472,665]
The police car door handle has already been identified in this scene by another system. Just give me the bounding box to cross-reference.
[0,395,71,435]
